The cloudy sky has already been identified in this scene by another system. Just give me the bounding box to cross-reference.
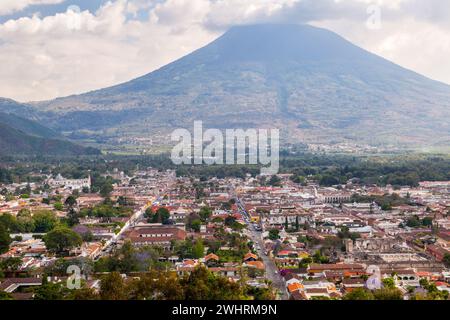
[0,0,449,102]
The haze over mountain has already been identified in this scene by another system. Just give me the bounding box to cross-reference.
[19,24,450,148]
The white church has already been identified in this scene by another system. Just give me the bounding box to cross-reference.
[47,174,91,191]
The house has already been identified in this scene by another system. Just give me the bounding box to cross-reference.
[208,267,239,278]
[281,268,309,278]
[0,278,42,293]
[204,253,220,267]
[47,174,91,191]
[341,278,366,293]
[426,244,449,261]
[244,261,265,270]
[125,226,187,250]
[176,259,199,276]
[243,252,258,262]
[301,280,340,300]
[284,274,302,286]
[308,263,365,276]
[287,282,304,296]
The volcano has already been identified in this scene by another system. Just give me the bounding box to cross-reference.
[27,24,450,147]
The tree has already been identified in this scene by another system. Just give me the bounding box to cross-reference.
[312,250,329,264]
[0,291,13,300]
[181,267,246,300]
[190,219,202,233]
[116,241,139,273]
[100,182,113,198]
[34,282,69,300]
[343,288,374,300]
[406,216,421,228]
[299,257,313,268]
[199,207,212,221]
[67,208,80,227]
[100,272,128,300]
[373,288,403,300]
[382,277,396,289]
[64,195,77,208]
[54,202,64,211]
[422,217,433,227]
[16,209,35,233]
[268,175,281,187]
[69,287,99,300]
[443,253,450,268]
[0,257,22,273]
[0,224,11,254]
[44,226,82,253]
[268,229,280,240]
[151,208,171,224]
[32,210,58,233]
[192,239,205,259]
[117,196,132,207]
[224,216,237,227]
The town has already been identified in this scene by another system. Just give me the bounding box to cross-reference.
[0,161,449,300]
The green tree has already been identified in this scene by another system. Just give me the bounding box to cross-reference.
[299,257,313,268]
[192,239,205,259]
[100,272,128,300]
[66,208,80,227]
[373,288,403,300]
[406,216,421,228]
[0,291,13,300]
[190,219,202,233]
[151,208,171,224]
[268,175,281,187]
[100,183,113,198]
[44,226,82,253]
[343,288,375,300]
[181,267,246,300]
[199,207,212,221]
[422,217,433,227]
[268,229,280,240]
[34,282,69,300]
[443,253,450,268]
[382,277,396,289]
[0,224,11,254]
[0,257,22,273]
[64,195,77,208]
[32,210,58,232]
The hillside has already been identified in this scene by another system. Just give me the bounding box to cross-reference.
[0,112,99,156]
[29,24,450,148]
[0,112,60,139]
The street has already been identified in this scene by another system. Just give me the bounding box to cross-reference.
[235,198,288,300]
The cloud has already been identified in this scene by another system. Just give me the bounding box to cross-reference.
[0,0,449,102]
[0,0,66,16]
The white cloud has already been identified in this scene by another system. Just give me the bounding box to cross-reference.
[0,0,449,102]
[0,0,65,16]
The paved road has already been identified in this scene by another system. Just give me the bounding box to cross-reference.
[235,198,288,300]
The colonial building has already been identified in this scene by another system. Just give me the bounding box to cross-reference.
[47,174,91,191]
[124,225,187,250]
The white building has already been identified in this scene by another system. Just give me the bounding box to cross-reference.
[47,174,91,191]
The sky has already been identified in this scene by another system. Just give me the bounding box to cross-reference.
[0,0,449,102]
